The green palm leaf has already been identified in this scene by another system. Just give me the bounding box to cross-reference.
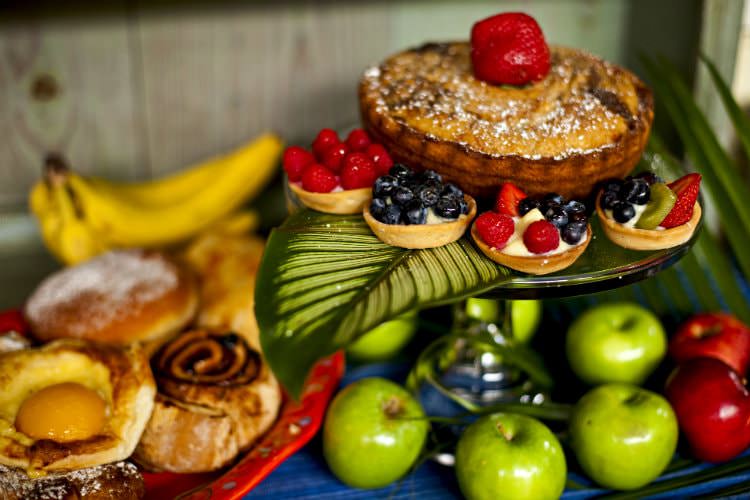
[256,210,513,398]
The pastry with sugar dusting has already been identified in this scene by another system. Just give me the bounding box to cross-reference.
[359,40,653,200]
[23,249,198,351]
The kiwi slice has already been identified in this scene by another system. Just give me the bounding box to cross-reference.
[635,183,677,229]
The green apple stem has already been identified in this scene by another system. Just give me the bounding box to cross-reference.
[382,395,405,418]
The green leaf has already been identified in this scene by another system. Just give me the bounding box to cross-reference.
[641,56,750,279]
[699,53,750,163]
[256,210,513,398]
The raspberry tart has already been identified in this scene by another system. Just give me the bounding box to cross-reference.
[285,128,394,214]
[359,13,653,200]
[596,172,702,250]
[471,184,592,275]
[363,165,476,249]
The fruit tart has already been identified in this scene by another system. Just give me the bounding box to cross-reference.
[363,165,476,249]
[471,183,592,275]
[596,172,701,250]
[284,128,394,214]
[359,13,653,200]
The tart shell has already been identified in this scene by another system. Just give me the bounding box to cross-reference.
[288,182,371,215]
[471,223,592,275]
[595,197,701,251]
[363,195,476,249]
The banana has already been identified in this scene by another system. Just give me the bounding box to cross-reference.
[86,135,280,207]
[31,170,109,264]
[65,133,282,247]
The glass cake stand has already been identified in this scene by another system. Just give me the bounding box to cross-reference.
[417,215,700,464]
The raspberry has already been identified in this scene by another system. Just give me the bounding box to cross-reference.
[301,164,338,193]
[523,220,559,254]
[471,12,550,86]
[283,146,315,182]
[345,128,372,152]
[366,143,394,175]
[321,143,349,173]
[475,212,515,249]
[341,152,378,190]
[312,128,340,159]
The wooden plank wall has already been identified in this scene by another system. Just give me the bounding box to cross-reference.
[0,0,702,212]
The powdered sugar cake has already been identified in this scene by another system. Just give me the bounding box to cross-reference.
[359,42,653,199]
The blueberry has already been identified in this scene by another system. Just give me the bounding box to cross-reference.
[602,179,623,194]
[459,198,469,215]
[373,175,398,198]
[435,196,460,219]
[518,197,541,216]
[621,179,650,205]
[564,200,586,216]
[600,191,619,210]
[416,184,440,207]
[389,164,413,182]
[569,211,588,224]
[545,206,569,229]
[612,201,636,223]
[543,193,565,205]
[380,204,401,225]
[562,221,587,244]
[392,186,414,206]
[635,171,663,185]
[403,200,427,225]
[369,197,387,219]
[419,170,443,184]
[441,183,463,199]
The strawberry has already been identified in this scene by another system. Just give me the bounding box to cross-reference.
[475,212,515,249]
[494,182,528,216]
[312,128,340,159]
[660,173,701,228]
[345,129,372,152]
[365,143,394,175]
[283,146,315,182]
[523,220,559,254]
[341,153,378,189]
[301,164,338,193]
[471,12,550,86]
[321,143,349,173]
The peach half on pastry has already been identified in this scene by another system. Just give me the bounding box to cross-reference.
[0,340,155,472]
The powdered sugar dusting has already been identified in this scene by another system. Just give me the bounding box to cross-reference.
[361,43,639,159]
[0,461,142,499]
[25,250,179,337]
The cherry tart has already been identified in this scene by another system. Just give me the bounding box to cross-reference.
[471,183,592,275]
[596,173,701,250]
[363,165,476,249]
[283,128,394,214]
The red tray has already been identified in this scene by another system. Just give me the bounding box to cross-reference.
[0,308,344,500]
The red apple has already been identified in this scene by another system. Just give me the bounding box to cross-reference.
[665,357,750,462]
[669,313,750,375]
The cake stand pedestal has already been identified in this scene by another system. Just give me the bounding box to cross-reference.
[416,221,699,465]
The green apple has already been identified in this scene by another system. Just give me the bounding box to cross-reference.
[455,413,566,500]
[569,383,678,490]
[464,299,541,343]
[566,302,666,385]
[347,312,418,361]
[512,300,542,344]
[323,377,428,489]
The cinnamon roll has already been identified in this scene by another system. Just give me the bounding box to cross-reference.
[132,329,281,473]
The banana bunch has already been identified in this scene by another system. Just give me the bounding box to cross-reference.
[29,133,283,265]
